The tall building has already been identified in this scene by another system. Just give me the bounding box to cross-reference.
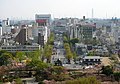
[1,18,10,34]
[34,14,51,47]
[38,32,44,47]
[111,23,120,43]
[69,23,96,43]
[35,14,51,26]
[32,26,48,44]
[14,26,32,45]
[0,21,2,36]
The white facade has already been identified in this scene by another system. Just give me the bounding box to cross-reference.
[1,19,11,34]
[111,23,120,42]
[32,26,48,44]
[35,14,51,26]
[1,45,40,52]
[0,27,2,36]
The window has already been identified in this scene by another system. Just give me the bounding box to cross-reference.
[90,59,93,61]
[85,59,89,61]
[95,59,98,61]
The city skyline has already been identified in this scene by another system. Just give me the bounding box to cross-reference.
[0,0,120,20]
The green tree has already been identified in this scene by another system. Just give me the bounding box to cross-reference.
[101,66,113,76]
[64,43,73,64]
[33,49,42,60]
[27,59,48,69]
[16,51,26,62]
[0,51,13,66]
[87,51,95,56]
[15,78,22,84]
[73,51,77,63]
[113,72,120,82]
[43,45,53,63]
[66,51,73,64]
[63,36,69,43]
[48,32,55,45]
[70,38,79,46]
[65,76,100,84]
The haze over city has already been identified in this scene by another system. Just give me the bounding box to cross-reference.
[0,0,120,19]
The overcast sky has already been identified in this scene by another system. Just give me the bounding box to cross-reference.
[0,0,120,20]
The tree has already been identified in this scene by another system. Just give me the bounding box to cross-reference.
[0,51,13,66]
[15,78,22,84]
[113,72,120,82]
[0,52,13,65]
[15,51,26,62]
[64,43,73,64]
[63,36,69,43]
[101,66,113,76]
[48,32,54,45]
[43,45,53,63]
[66,51,73,64]
[87,51,95,56]
[32,49,42,60]
[70,38,79,46]
[65,76,100,84]
[73,51,77,63]
[27,59,48,69]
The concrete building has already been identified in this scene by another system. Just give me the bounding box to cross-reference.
[32,26,48,45]
[75,43,87,56]
[1,18,10,34]
[14,27,32,45]
[0,21,2,37]
[68,23,96,43]
[82,56,102,65]
[1,45,40,52]
[34,14,51,47]
[111,23,120,43]
[52,18,68,34]
[35,14,51,26]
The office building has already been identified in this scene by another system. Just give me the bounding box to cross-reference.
[1,45,40,52]
[69,23,96,43]
[34,14,51,47]
[14,26,32,45]
[35,14,51,26]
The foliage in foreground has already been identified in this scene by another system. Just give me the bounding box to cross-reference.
[65,76,100,84]
[35,66,70,82]
[15,78,22,84]
[113,72,120,82]
[27,59,48,70]
[101,66,113,76]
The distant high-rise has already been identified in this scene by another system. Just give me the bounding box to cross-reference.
[15,27,32,45]
[15,28,27,45]
[35,14,51,26]
[34,14,51,47]
[0,21,2,36]
[83,16,85,20]
[92,8,94,19]
[38,32,44,47]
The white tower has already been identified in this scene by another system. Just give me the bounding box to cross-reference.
[92,8,94,19]
[0,20,2,36]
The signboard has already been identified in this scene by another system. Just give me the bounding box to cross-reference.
[36,19,46,23]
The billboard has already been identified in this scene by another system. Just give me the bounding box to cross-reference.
[36,19,46,23]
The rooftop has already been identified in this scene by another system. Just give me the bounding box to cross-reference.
[83,56,102,59]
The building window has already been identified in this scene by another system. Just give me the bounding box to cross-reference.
[95,59,98,61]
[85,59,89,61]
[90,59,93,61]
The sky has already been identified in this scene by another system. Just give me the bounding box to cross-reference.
[0,0,120,20]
